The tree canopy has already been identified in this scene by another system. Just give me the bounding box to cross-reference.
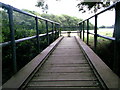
[36,0,48,13]
[36,0,119,13]
[77,1,110,13]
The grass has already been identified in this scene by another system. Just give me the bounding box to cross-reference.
[83,29,114,70]
[61,29,115,70]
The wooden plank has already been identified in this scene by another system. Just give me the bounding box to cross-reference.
[39,66,91,70]
[39,63,90,67]
[38,66,92,73]
[33,73,97,81]
[57,46,80,49]
[45,59,87,64]
[52,52,84,55]
[2,36,64,89]
[27,80,99,87]
[52,50,82,54]
[26,87,101,89]
[44,62,88,65]
[75,36,120,89]
[47,56,86,61]
[50,54,86,57]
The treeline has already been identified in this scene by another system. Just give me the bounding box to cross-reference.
[40,13,94,31]
[2,9,94,43]
[23,9,94,31]
[1,8,94,84]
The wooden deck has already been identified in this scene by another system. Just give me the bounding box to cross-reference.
[2,36,120,89]
[25,36,102,89]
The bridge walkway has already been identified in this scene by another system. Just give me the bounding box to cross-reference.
[25,36,102,89]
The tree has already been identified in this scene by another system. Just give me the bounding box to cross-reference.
[78,0,120,13]
[40,14,94,31]
[36,0,48,13]
[36,0,119,13]
[77,0,111,13]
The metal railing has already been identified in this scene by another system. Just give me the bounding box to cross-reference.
[0,2,60,73]
[78,1,120,74]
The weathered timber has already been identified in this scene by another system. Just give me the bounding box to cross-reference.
[75,36,120,89]
[26,37,101,89]
[27,81,99,87]
[2,36,63,89]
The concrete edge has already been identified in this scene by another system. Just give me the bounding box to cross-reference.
[75,36,120,89]
[2,36,64,89]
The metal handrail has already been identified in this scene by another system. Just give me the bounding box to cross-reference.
[79,1,120,41]
[79,0,119,23]
[1,31,56,47]
[78,1,120,75]
[0,2,60,73]
[84,31,115,40]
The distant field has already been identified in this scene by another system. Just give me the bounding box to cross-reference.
[61,28,114,37]
[89,28,113,37]
[84,28,114,48]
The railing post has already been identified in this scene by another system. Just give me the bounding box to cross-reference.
[8,6,17,73]
[52,23,54,42]
[94,15,97,51]
[46,20,49,46]
[58,24,60,38]
[59,25,61,36]
[87,19,89,45]
[79,23,82,39]
[57,24,59,38]
[56,24,58,38]
[55,24,57,39]
[113,2,120,75]
[83,22,85,41]
[35,16,40,53]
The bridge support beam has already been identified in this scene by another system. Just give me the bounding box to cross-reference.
[113,2,120,75]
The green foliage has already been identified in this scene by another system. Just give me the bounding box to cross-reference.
[40,14,94,31]
[77,0,120,13]
[1,9,10,42]
[36,0,116,13]
[1,8,94,84]
[21,9,94,31]
[77,1,110,13]
[35,0,48,13]
[83,30,114,71]
[41,14,81,26]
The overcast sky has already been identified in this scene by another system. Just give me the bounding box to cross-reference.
[0,0,115,26]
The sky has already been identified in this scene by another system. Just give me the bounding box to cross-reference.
[0,0,115,26]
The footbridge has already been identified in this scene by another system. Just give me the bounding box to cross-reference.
[1,1,120,89]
